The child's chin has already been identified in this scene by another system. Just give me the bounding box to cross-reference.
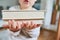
[24,5,30,8]
[24,4,30,6]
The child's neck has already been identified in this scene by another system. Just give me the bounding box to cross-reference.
[20,6,32,10]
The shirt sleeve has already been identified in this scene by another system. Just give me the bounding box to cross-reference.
[9,7,16,10]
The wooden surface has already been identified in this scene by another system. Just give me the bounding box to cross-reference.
[57,15,60,40]
[38,29,57,40]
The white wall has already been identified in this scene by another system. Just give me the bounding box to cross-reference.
[40,0,59,31]
[0,0,18,9]
[40,0,46,10]
[40,0,54,25]
[44,12,59,31]
[44,0,54,25]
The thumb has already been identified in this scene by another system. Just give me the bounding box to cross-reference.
[3,24,9,29]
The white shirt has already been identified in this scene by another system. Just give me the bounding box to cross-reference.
[9,5,36,10]
[8,5,40,40]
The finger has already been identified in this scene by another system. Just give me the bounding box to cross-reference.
[33,24,37,28]
[29,21,34,29]
[21,21,24,27]
[29,21,33,29]
[25,22,29,29]
[29,23,37,29]
[11,20,17,29]
[36,24,41,27]
[16,21,21,30]
[21,21,27,27]
[32,24,41,29]
[8,20,12,29]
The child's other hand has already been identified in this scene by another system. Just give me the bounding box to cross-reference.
[3,20,22,32]
[21,21,41,30]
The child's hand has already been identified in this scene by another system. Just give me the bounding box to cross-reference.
[21,21,41,30]
[3,20,22,32]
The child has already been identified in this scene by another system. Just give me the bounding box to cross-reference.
[3,0,41,40]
